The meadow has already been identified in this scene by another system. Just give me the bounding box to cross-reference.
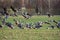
[0,15,60,40]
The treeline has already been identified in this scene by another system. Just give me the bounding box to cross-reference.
[0,0,60,15]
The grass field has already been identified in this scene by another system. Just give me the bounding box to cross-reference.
[0,15,60,40]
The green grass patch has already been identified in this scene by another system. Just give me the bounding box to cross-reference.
[0,15,60,40]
